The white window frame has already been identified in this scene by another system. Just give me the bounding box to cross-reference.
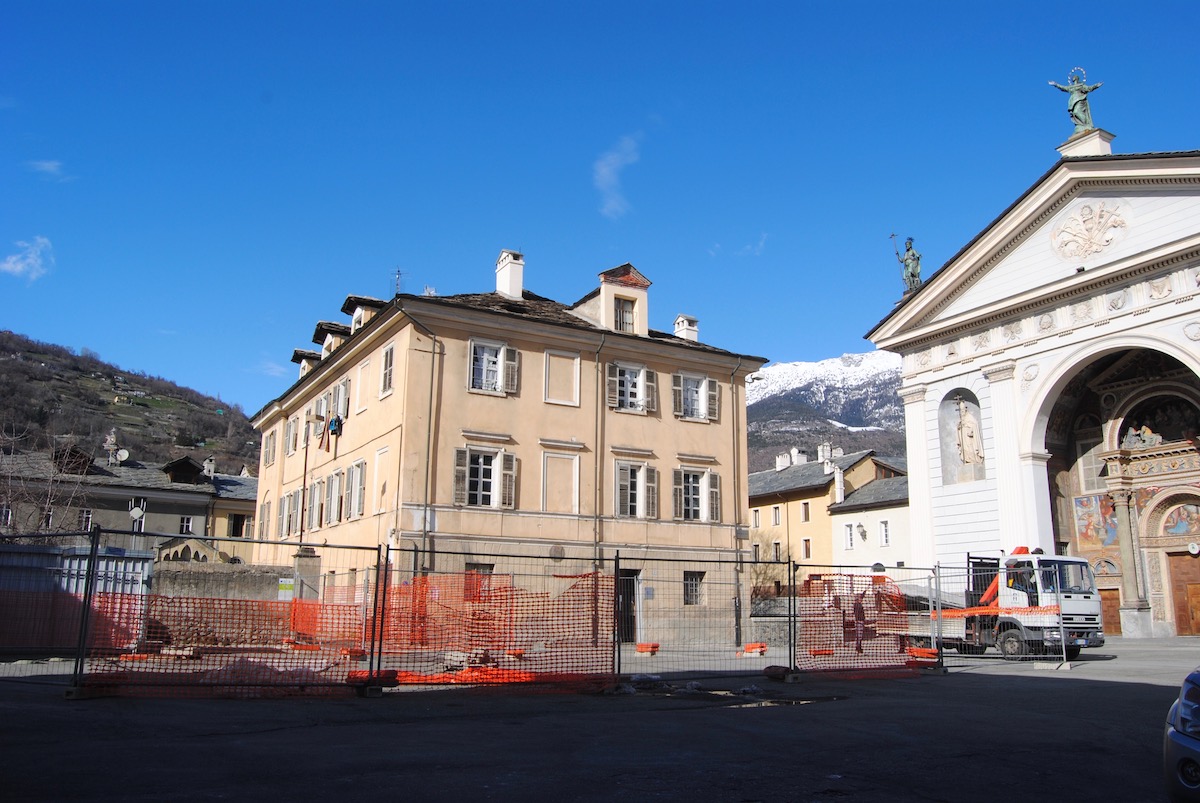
[325,470,344,525]
[672,373,719,422]
[0,502,10,528]
[543,349,580,406]
[752,542,761,562]
[379,344,395,397]
[179,516,193,535]
[469,339,519,395]
[880,519,891,547]
[285,417,298,455]
[772,506,781,526]
[347,460,367,519]
[351,309,364,333]
[263,430,277,467]
[801,502,810,522]
[259,499,271,539]
[614,296,635,333]
[615,460,658,519]
[683,571,705,606]
[78,509,93,531]
[772,540,782,562]
[607,362,657,413]
[751,508,760,529]
[307,481,323,531]
[802,538,812,560]
[672,468,720,523]
[453,447,517,509]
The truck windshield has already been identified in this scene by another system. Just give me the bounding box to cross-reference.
[1039,561,1097,595]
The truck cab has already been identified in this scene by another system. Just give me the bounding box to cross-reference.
[973,548,1105,660]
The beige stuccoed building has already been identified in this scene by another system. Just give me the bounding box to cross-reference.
[868,128,1200,638]
[250,250,766,644]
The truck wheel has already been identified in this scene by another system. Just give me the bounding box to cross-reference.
[1064,647,1081,661]
[998,630,1026,660]
[957,644,987,655]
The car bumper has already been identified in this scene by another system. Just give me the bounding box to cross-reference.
[1165,705,1200,801]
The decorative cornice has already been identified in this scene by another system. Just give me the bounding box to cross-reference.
[898,384,928,404]
[901,248,1200,354]
[461,429,513,443]
[538,438,587,451]
[610,445,655,458]
[982,361,1017,383]
[676,453,718,464]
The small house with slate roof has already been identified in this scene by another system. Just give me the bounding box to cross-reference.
[747,444,904,593]
[828,475,910,569]
[0,444,257,562]
[251,249,767,643]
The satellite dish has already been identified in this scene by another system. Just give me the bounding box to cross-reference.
[129,506,145,521]
[116,449,130,463]
[1189,543,1199,556]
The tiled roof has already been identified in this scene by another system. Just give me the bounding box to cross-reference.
[402,290,765,360]
[829,476,909,512]
[340,295,386,315]
[0,452,256,501]
[748,450,874,497]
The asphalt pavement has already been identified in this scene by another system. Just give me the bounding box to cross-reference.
[2,636,1195,802]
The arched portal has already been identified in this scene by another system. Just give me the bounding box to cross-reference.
[1030,347,1200,636]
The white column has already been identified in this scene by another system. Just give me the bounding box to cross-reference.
[899,383,934,567]
[983,362,1051,554]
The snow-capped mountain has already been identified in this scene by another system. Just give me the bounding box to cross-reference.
[745,351,905,471]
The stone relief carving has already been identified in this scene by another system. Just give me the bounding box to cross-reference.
[946,342,958,359]
[1020,364,1039,392]
[971,331,991,351]
[1038,313,1056,332]
[1051,201,1128,262]
[1185,322,1200,342]
[1106,288,1129,311]
[1071,300,1094,324]
[1002,322,1022,342]
[1191,267,1200,289]
[916,350,931,368]
[1148,276,1173,300]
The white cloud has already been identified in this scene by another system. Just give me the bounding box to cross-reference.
[738,232,768,257]
[1,236,53,280]
[28,160,72,182]
[258,360,288,378]
[593,134,641,219]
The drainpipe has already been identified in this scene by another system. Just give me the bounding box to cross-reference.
[593,334,607,571]
[397,303,441,573]
[729,356,744,646]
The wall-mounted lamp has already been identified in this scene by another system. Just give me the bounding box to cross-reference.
[856,523,867,541]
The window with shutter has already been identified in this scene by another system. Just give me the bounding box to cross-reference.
[609,362,655,412]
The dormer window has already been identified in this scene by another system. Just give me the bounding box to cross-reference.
[614,298,635,334]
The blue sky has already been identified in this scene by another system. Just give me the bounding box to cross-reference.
[5,2,1199,414]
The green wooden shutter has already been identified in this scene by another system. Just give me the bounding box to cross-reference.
[503,347,520,394]
[453,449,468,505]
[672,373,683,417]
[708,472,721,523]
[707,379,719,422]
[646,467,658,519]
[500,453,517,509]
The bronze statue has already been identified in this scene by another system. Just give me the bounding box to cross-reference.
[891,234,922,292]
[1049,68,1103,134]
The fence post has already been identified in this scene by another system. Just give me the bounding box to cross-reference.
[1056,580,1068,663]
[932,564,944,668]
[69,525,102,693]
[789,560,797,671]
[613,551,621,677]
[370,545,389,684]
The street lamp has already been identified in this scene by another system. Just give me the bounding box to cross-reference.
[298,413,324,546]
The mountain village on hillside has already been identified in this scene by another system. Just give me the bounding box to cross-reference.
[5,77,1200,701]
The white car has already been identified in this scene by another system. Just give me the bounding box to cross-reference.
[1165,667,1200,801]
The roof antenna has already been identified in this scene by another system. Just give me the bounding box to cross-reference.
[393,268,405,297]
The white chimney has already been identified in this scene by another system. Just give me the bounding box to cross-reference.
[203,456,216,478]
[775,453,791,471]
[674,314,699,342]
[834,466,845,503]
[790,447,807,465]
[832,446,844,458]
[817,442,832,462]
[496,250,525,299]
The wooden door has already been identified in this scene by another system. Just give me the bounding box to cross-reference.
[1170,553,1200,636]
[1100,589,1122,636]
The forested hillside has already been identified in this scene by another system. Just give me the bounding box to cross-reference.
[0,331,259,473]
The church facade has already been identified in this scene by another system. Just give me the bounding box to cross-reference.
[869,129,1200,638]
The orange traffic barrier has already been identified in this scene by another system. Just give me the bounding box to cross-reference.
[635,642,660,655]
[742,642,768,656]
[810,648,835,656]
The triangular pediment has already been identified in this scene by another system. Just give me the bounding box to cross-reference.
[869,151,1200,352]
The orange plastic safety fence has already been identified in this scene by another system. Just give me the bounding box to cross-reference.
[372,571,615,684]
[794,574,934,672]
